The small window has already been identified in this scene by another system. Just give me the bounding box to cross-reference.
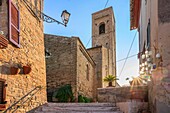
[86,64,89,81]
[34,0,38,15]
[147,20,150,50]
[45,49,51,58]
[99,23,105,34]
[34,0,37,7]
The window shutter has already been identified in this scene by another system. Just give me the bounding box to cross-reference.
[2,82,6,104]
[0,0,2,6]
[9,0,20,47]
[0,79,6,104]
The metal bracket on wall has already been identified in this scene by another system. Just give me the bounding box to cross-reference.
[23,0,66,26]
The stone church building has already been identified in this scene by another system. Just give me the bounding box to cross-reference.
[45,7,116,101]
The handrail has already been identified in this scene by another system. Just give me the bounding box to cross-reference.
[3,86,42,113]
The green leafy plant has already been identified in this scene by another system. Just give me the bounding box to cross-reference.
[104,75,119,86]
[78,95,92,103]
[78,95,85,103]
[104,75,118,82]
[54,84,74,102]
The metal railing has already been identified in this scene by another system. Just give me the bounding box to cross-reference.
[3,86,42,113]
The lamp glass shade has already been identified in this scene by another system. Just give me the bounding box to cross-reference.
[61,10,70,25]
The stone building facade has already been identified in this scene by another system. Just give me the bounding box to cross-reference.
[44,34,96,102]
[130,0,170,113]
[87,7,116,88]
[0,0,46,112]
[45,7,116,102]
[87,46,113,88]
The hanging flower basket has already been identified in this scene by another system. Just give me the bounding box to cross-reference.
[10,67,20,75]
[23,66,31,74]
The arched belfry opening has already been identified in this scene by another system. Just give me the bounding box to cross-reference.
[99,23,105,34]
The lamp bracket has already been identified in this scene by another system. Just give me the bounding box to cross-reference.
[23,0,66,26]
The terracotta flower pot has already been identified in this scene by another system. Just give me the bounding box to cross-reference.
[0,104,6,110]
[10,67,20,75]
[108,82,113,87]
[23,66,31,74]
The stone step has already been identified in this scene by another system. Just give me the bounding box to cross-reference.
[35,111,123,113]
[41,106,119,112]
[46,103,116,107]
[33,103,123,113]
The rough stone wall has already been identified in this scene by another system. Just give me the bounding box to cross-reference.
[92,7,115,51]
[0,0,8,37]
[153,19,170,113]
[45,35,96,101]
[117,102,148,113]
[92,7,116,77]
[158,0,170,23]
[102,47,116,87]
[44,35,77,101]
[76,37,96,100]
[97,86,148,103]
[87,46,115,88]
[87,47,102,88]
[0,0,47,112]
[138,0,170,112]
[150,0,170,112]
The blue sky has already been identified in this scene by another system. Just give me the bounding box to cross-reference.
[44,0,139,86]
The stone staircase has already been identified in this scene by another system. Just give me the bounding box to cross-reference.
[33,103,123,113]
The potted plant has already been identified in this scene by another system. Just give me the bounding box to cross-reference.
[104,75,118,87]
[23,62,31,74]
[10,66,20,75]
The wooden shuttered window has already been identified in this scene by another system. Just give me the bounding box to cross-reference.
[0,81,6,103]
[0,79,7,110]
[9,0,20,47]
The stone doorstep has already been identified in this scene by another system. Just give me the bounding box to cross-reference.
[41,106,119,112]
[46,103,116,107]
[35,112,123,113]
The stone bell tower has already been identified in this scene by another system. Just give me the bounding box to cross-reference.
[90,7,116,87]
[92,7,116,52]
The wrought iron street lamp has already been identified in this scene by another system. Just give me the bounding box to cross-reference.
[23,0,71,27]
[61,10,71,26]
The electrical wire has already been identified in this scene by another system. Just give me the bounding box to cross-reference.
[118,31,138,77]
[104,0,110,8]
[116,54,138,62]
[86,0,110,47]
[86,37,92,48]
